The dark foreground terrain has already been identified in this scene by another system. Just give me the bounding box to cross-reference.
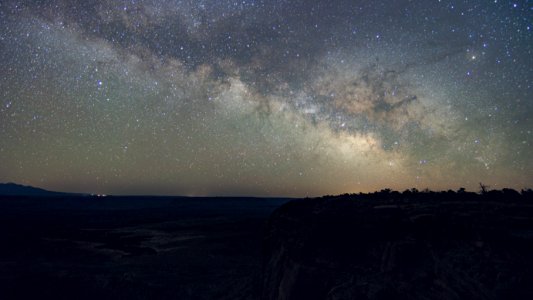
[1,191,533,300]
[263,191,533,300]
[0,196,289,299]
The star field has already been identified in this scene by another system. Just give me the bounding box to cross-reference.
[0,0,532,196]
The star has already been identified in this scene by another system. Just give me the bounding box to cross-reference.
[0,0,530,196]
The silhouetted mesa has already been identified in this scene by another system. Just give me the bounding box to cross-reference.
[0,182,83,197]
[262,192,533,300]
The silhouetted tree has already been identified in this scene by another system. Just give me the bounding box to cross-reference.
[380,188,392,194]
[446,189,456,195]
[502,188,520,198]
[391,190,401,197]
[402,189,412,196]
[479,182,489,194]
[522,189,533,201]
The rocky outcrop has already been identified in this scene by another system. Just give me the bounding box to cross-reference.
[262,193,533,300]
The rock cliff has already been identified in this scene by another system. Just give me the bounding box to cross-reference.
[262,193,533,299]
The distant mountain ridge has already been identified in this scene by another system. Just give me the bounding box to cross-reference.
[0,182,77,196]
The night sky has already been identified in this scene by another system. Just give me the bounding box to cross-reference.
[0,1,531,196]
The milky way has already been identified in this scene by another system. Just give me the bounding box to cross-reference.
[0,0,531,196]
